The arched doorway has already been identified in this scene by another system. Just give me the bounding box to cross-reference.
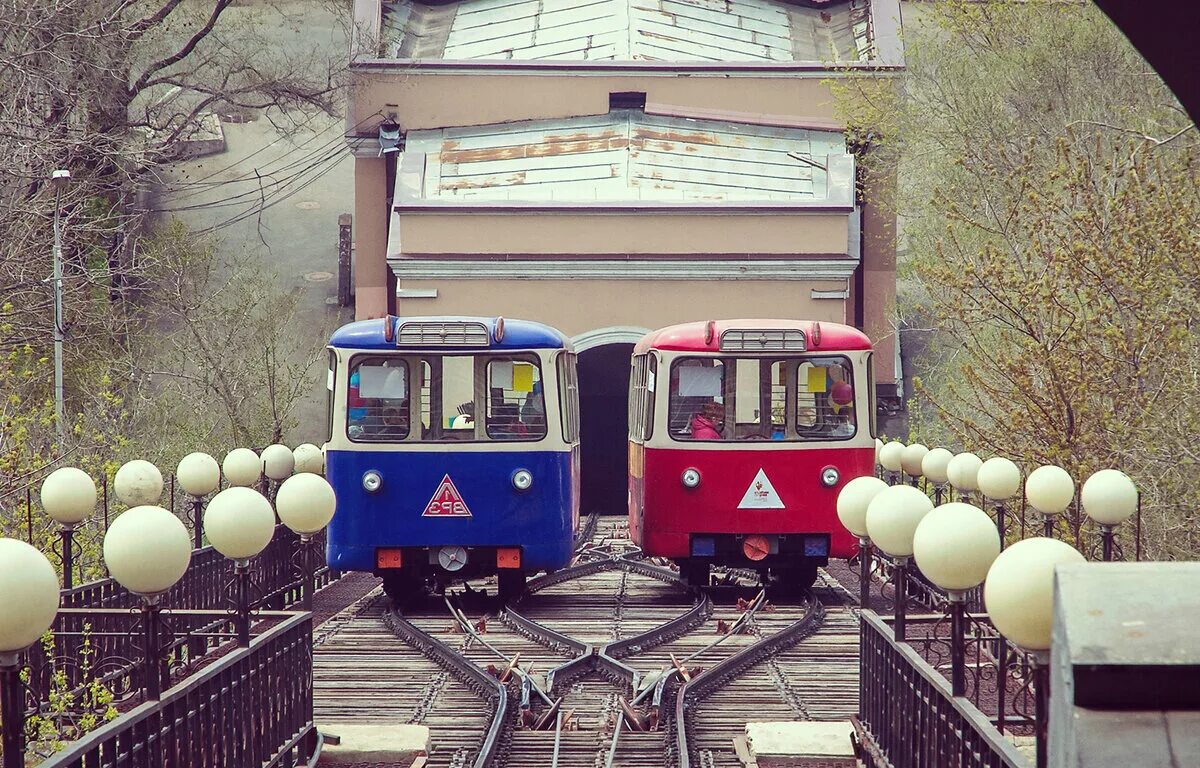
[573,328,648,516]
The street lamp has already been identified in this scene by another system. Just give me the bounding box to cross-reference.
[1080,469,1137,561]
[878,440,905,484]
[837,475,889,609]
[0,539,60,768]
[946,452,982,502]
[102,506,192,700]
[276,473,337,610]
[113,460,164,507]
[921,448,953,504]
[900,443,929,487]
[177,453,220,549]
[39,467,96,590]
[977,457,1021,545]
[222,448,261,488]
[865,484,933,641]
[912,503,1000,696]
[293,443,324,475]
[261,443,295,485]
[1025,465,1074,538]
[983,537,1085,768]
[203,487,276,646]
[50,168,70,444]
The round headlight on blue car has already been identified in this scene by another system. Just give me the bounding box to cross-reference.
[362,470,383,493]
[512,469,533,492]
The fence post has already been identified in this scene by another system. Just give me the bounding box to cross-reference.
[338,214,353,307]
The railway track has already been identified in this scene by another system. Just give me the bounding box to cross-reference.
[312,517,861,767]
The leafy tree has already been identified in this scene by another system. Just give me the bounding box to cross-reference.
[832,0,1199,559]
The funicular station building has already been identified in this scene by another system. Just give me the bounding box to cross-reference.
[346,0,904,512]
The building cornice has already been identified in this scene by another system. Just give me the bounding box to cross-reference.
[388,258,858,281]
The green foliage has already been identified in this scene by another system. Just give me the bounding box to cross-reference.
[832,1,1200,558]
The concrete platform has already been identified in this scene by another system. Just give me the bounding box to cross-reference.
[317,723,430,766]
[744,721,857,768]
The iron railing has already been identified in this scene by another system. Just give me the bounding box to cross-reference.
[858,611,1029,768]
[36,612,317,768]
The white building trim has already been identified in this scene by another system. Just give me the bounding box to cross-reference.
[572,326,652,352]
[388,259,857,281]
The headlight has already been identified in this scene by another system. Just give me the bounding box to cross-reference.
[820,466,840,488]
[362,470,383,493]
[512,469,533,491]
[681,468,701,488]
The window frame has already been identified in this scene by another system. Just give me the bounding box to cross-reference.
[558,352,580,443]
[666,354,859,443]
[344,354,414,443]
[345,352,550,444]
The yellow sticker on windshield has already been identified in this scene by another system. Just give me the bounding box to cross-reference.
[806,366,827,393]
[513,363,534,393]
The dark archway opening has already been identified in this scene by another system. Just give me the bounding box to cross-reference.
[578,343,633,516]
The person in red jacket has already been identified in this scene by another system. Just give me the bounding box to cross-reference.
[690,401,725,440]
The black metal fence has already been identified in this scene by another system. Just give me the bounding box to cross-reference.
[858,611,1028,768]
[35,612,317,768]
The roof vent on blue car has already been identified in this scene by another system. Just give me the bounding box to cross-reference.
[395,321,490,347]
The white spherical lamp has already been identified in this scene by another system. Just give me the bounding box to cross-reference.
[103,506,192,595]
[1081,469,1137,526]
[865,485,934,558]
[40,467,96,526]
[879,441,905,473]
[0,539,61,652]
[913,503,1001,592]
[114,460,163,506]
[946,452,983,493]
[293,443,324,474]
[921,448,954,486]
[984,537,1084,650]
[261,444,295,481]
[900,443,929,478]
[837,476,889,538]
[222,448,262,488]
[977,458,1022,501]
[177,452,220,497]
[1026,465,1075,515]
[203,488,276,561]
[276,474,337,536]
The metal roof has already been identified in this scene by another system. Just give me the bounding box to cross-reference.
[397,110,852,203]
[380,0,873,62]
[330,316,571,350]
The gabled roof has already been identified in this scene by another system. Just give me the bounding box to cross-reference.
[380,0,873,62]
[396,110,853,205]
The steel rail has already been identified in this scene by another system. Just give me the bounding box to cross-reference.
[382,608,510,768]
[672,597,827,768]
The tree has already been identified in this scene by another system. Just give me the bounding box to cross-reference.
[832,1,1200,559]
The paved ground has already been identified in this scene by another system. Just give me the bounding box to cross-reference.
[147,0,354,447]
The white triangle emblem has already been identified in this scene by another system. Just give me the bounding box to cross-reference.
[422,474,473,518]
[738,469,785,509]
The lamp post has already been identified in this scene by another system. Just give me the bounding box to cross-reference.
[977,458,1021,546]
[39,467,96,590]
[103,506,192,700]
[879,441,905,485]
[204,487,276,645]
[113,460,164,507]
[293,443,324,475]
[177,453,220,549]
[0,539,61,768]
[984,537,1085,768]
[50,169,70,443]
[222,448,262,489]
[837,476,889,610]
[912,503,1001,696]
[1026,465,1074,539]
[946,452,982,503]
[900,443,928,488]
[276,474,337,611]
[1081,469,1137,561]
[922,448,954,505]
[865,485,934,641]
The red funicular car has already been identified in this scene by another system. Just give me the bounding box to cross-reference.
[628,319,876,592]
